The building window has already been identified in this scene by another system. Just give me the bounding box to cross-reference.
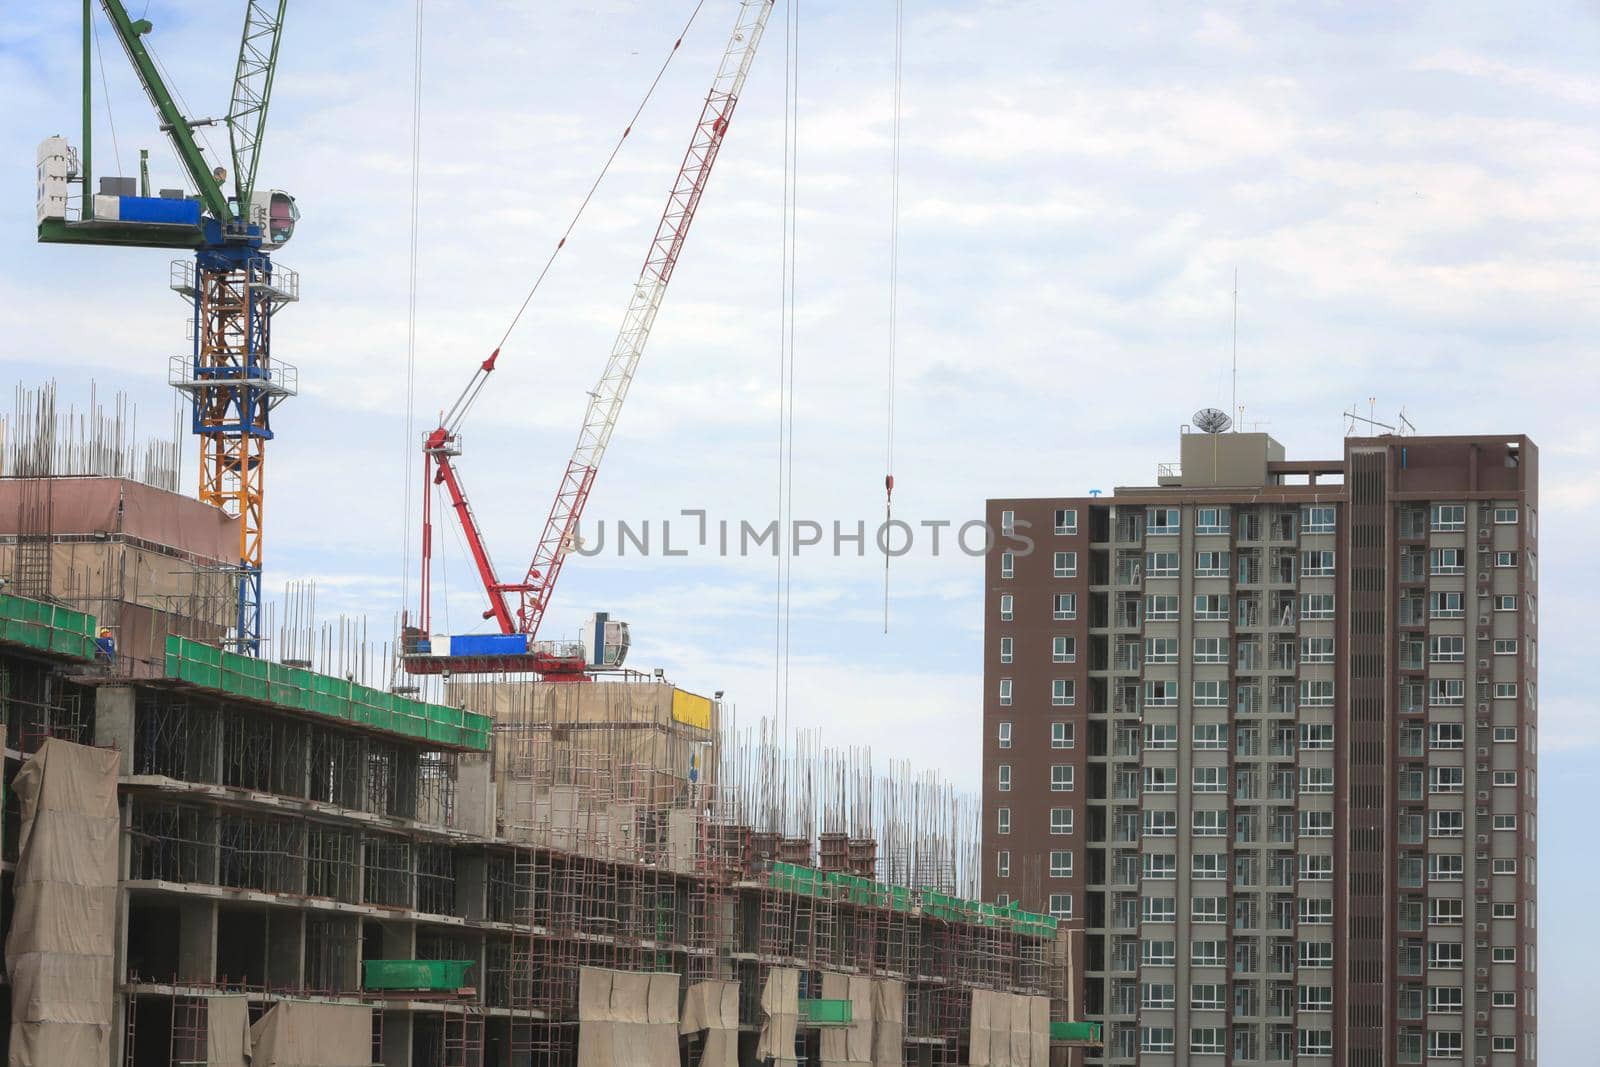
[1054,551,1078,578]
[1193,636,1228,663]
[1300,810,1334,838]
[1494,682,1517,699]
[1492,858,1517,875]
[1428,723,1463,750]
[996,807,1011,835]
[1054,508,1078,535]
[1299,767,1334,794]
[1193,680,1228,707]
[1145,636,1179,663]
[1493,507,1518,525]
[1141,982,1175,1009]
[1192,723,1227,750]
[1492,992,1516,1008]
[1299,723,1334,750]
[1052,635,1076,663]
[1143,896,1177,922]
[1146,594,1179,621]
[999,594,1013,621]
[996,721,1012,749]
[1429,591,1464,618]
[1299,680,1334,707]
[1494,594,1517,612]
[1298,1029,1334,1056]
[1191,984,1225,1010]
[1430,504,1466,531]
[1191,853,1225,880]
[1302,506,1335,533]
[1302,549,1335,576]
[1189,1028,1225,1055]
[998,678,1012,706]
[995,850,1010,878]
[1143,767,1176,793]
[1428,635,1465,663]
[1429,548,1465,575]
[1495,550,1517,568]
[1051,765,1075,792]
[1492,1036,1516,1053]
[1297,941,1333,968]
[1429,766,1464,793]
[998,636,1013,664]
[1051,721,1074,749]
[1140,1027,1176,1054]
[1428,678,1464,706]
[1427,810,1464,838]
[1195,507,1231,534]
[1301,593,1334,620]
[1000,550,1014,579]
[1191,897,1226,923]
[1050,808,1073,835]
[1427,942,1463,970]
[1192,809,1225,836]
[997,764,1011,792]
[1145,680,1178,708]
[1146,551,1179,577]
[1493,814,1517,831]
[1049,850,1073,878]
[1494,638,1518,656]
[1492,902,1517,919]
[1195,550,1231,577]
[1428,898,1464,925]
[1428,854,1464,882]
[1144,810,1177,837]
[1493,726,1517,743]
[1298,985,1333,1011]
[1194,594,1230,621]
[1299,898,1333,925]
[1053,593,1077,620]
[1300,854,1333,880]
[1143,854,1177,880]
[999,509,1015,534]
[1493,770,1517,787]
[1048,892,1073,919]
[1300,636,1334,663]
[1051,678,1075,706]
[1192,767,1226,793]
[1147,507,1180,535]
[1144,723,1177,749]
[1426,1030,1463,1058]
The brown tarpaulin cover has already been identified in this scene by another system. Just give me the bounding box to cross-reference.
[205,996,252,1067]
[755,967,799,1066]
[819,972,874,1067]
[4,739,119,1067]
[870,979,904,1067]
[680,980,739,1067]
[577,966,680,1067]
[966,989,1050,1067]
[247,1001,372,1067]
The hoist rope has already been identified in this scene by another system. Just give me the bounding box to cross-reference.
[883,0,903,635]
[400,0,425,638]
[775,0,800,739]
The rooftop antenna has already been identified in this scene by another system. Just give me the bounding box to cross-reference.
[1343,402,1396,436]
[1193,407,1233,434]
[1231,268,1238,431]
[1398,408,1417,436]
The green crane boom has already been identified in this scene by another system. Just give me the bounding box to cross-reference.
[99,0,232,222]
[227,1,288,212]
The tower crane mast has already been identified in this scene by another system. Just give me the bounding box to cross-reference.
[407,0,775,677]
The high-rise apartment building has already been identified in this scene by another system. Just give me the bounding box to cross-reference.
[982,430,1537,1066]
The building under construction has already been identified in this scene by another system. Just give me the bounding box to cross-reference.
[0,451,1094,1065]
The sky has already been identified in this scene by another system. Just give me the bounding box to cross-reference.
[1,0,1597,1055]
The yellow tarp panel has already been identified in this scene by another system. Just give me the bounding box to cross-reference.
[671,689,712,729]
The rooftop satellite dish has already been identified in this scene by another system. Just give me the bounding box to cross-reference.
[1193,407,1232,434]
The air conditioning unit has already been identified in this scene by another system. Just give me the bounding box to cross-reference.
[1476,850,1488,862]
[1477,702,1489,714]
[1475,938,1488,950]
[1477,658,1491,670]
[1476,834,1489,846]
[1476,965,1489,977]
[1475,1027,1489,1039]
[1479,528,1491,540]
[1476,922,1488,933]
[1476,747,1489,758]
[1476,878,1489,889]
[1478,615,1490,626]
[1477,790,1490,801]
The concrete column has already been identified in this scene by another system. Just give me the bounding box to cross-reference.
[381,1009,413,1067]
[267,910,303,989]
[457,852,489,921]
[455,753,495,837]
[94,685,136,775]
[178,899,217,983]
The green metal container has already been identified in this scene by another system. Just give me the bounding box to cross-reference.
[362,959,474,992]
[1050,1021,1104,1043]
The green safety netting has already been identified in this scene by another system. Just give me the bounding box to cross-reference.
[765,861,1059,938]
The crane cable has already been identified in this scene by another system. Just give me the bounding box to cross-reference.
[399,0,425,646]
[491,0,709,357]
[883,0,903,635]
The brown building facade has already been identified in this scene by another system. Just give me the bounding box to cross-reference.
[982,432,1537,1066]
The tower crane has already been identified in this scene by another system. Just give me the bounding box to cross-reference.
[35,1,298,656]
[403,0,775,678]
